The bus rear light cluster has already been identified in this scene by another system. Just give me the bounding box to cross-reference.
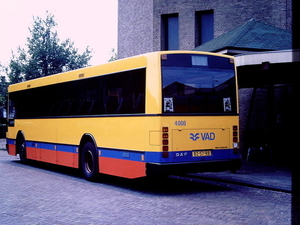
[233,125,239,153]
[162,127,169,158]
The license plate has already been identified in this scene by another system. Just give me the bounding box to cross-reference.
[192,150,212,157]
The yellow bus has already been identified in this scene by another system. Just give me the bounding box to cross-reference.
[6,51,241,180]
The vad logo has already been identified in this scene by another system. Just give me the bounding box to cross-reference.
[190,132,216,141]
[190,133,200,141]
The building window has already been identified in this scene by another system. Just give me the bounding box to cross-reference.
[162,14,179,50]
[195,10,214,47]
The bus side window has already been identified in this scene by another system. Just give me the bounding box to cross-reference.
[8,100,15,126]
[134,93,145,113]
[105,91,120,114]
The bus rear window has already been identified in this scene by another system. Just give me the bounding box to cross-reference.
[161,54,237,114]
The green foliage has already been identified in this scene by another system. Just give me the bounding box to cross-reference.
[0,65,8,107]
[108,48,118,62]
[7,12,92,83]
[7,51,25,83]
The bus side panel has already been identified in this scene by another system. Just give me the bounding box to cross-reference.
[56,117,147,152]
[99,157,146,179]
[17,119,57,144]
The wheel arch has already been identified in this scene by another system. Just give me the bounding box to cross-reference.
[16,130,26,154]
[78,133,98,168]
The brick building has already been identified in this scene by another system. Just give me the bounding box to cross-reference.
[118,0,292,59]
[118,0,296,164]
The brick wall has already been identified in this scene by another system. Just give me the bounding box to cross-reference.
[118,0,292,58]
[118,0,154,59]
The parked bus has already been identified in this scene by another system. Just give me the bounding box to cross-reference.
[6,51,241,180]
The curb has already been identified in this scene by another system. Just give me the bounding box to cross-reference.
[186,173,292,193]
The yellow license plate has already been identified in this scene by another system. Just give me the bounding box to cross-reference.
[192,150,212,157]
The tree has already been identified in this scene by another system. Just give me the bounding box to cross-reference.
[108,48,118,62]
[7,51,25,84]
[7,12,92,82]
[0,64,8,107]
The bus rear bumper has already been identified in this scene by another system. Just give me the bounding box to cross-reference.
[146,159,241,177]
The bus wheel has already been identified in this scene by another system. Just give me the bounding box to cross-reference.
[18,137,27,163]
[80,142,99,181]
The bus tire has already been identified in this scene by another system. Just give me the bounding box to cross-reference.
[17,134,27,163]
[80,142,99,181]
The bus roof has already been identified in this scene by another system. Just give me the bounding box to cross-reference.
[8,51,234,93]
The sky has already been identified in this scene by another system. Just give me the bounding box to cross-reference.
[0,0,118,67]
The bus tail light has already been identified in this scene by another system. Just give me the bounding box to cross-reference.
[162,127,169,158]
[162,133,168,138]
[233,125,239,153]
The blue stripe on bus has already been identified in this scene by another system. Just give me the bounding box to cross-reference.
[7,139,16,145]
[145,149,240,163]
[98,148,145,162]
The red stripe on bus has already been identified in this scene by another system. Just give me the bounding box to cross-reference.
[99,156,146,179]
[26,147,37,160]
[26,147,56,164]
[57,151,78,168]
[40,149,56,164]
[7,144,16,156]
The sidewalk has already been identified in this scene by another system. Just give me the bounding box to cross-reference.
[0,139,291,192]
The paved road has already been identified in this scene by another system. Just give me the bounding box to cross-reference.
[0,151,291,225]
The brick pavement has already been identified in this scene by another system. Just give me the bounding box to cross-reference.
[0,138,5,150]
[0,146,291,225]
